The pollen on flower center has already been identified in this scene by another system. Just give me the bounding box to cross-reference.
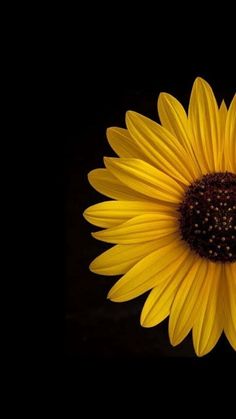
[179,172,236,262]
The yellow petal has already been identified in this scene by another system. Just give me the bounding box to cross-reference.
[90,235,177,276]
[169,258,208,346]
[106,127,145,159]
[92,213,178,244]
[157,93,201,176]
[108,239,187,302]
[83,200,175,228]
[141,249,195,327]
[189,77,221,173]
[219,100,227,134]
[104,157,184,203]
[223,263,236,350]
[219,100,228,171]
[192,263,223,357]
[88,168,149,201]
[126,111,197,184]
[225,94,236,172]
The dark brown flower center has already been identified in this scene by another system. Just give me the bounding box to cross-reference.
[179,172,236,262]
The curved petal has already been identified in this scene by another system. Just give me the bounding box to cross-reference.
[104,157,184,204]
[141,249,195,327]
[107,127,145,159]
[219,100,228,171]
[219,100,227,135]
[189,77,221,173]
[169,258,208,346]
[223,263,236,351]
[88,168,151,201]
[108,239,188,302]
[192,263,223,357]
[157,93,202,175]
[92,213,178,244]
[225,94,236,172]
[83,200,175,228]
[126,111,198,183]
[89,235,178,276]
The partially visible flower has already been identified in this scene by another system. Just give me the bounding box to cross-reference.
[84,77,236,356]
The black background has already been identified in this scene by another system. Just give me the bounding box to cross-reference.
[64,30,236,365]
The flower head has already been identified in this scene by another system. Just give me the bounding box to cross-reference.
[84,77,236,356]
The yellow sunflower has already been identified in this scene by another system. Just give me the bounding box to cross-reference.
[83,77,236,357]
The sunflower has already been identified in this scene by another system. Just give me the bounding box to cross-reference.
[83,77,236,357]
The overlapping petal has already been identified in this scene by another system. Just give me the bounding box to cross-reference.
[223,263,236,350]
[126,111,199,183]
[92,213,178,244]
[83,200,175,228]
[192,263,223,356]
[90,235,177,276]
[104,157,184,203]
[107,127,146,159]
[88,168,150,201]
[225,94,236,172]
[189,77,221,173]
[141,249,195,327]
[168,259,208,346]
[108,239,187,302]
[158,92,202,175]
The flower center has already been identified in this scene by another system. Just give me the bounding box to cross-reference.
[179,172,236,262]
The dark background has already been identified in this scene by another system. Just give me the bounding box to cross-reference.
[64,32,236,363]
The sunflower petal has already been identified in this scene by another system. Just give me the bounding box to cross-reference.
[90,235,177,276]
[225,94,236,172]
[83,200,175,228]
[126,111,198,183]
[189,77,221,173]
[219,100,227,134]
[107,239,187,302]
[192,263,223,357]
[219,100,228,171]
[169,258,208,346]
[104,157,184,203]
[107,127,145,159]
[157,93,201,175]
[92,213,178,244]
[223,263,236,350]
[141,249,195,327]
[88,168,149,201]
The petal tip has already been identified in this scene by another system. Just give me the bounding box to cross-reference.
[140,313,146,327]
[194,348,208,357]
[106,127,112,138]
[168,327,181,347]
[193,76,209,90]
[82,209,89,222]
[194,76,205,84]
[169,337,179,347]
[107,287,126,302]
[158,92,169,102]
[89,260,97,273]
[107,289,116,301]
[140,315,152,328]
[103,156,112,166]
[125,110,137,123]
[87,169,98,185]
